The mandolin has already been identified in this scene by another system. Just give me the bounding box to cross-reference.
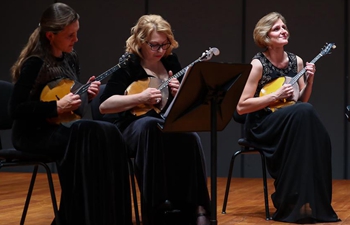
[260,42,336,112]
[125,47,220,116]
[41,53,130,125]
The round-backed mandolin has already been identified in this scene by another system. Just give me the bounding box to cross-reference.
[125,47,220,116]
[40,53,130,126]
[260,42,336,112]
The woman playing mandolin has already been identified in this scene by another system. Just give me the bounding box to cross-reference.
[236,12,339,223]
[9,3,132,224]
[100,14,210,225]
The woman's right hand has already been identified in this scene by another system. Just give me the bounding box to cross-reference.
[57,92,81,114]
[141,88,162,105]
[274,84,294,101]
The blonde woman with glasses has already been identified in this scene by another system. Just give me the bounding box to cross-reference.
[100,14,210,225]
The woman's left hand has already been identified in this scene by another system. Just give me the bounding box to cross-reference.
[87,76,101,100]
[168,70,180,96]
[305,62,316,84]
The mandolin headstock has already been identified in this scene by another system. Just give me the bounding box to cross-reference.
[200,47,220,61]
[320,42,336,56]
[118,53,131,67]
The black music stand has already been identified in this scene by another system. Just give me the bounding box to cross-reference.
[158,61,251,225]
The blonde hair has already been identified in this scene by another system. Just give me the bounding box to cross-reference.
[11,2,79,82]
[253,12,289,49]
[125,14,179,58]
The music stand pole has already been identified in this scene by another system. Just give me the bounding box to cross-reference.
[210,97,218,225]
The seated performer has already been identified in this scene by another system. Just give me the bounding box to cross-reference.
[99,14,211,225]
[236,11,340,223]
[9,3,132,224]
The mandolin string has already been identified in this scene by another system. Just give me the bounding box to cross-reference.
[158,59,200,91]
[74,61,125,95]
[289,43,334,85]
[157,51,213,91]
[289,53,323,85]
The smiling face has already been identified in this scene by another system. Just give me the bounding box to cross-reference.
[141,30,169,62]
[46,20,79,57]
[267,18,289,48]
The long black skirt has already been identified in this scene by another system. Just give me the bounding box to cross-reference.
[122,116,210,225]
[13,119,132,225]
[245,102,339,223]
[56,120,132,225]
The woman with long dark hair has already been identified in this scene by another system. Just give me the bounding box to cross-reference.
[10,3,132,224]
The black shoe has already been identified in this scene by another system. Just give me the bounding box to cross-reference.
[158,200,173,211]
[157,200,182,216]
[196,213,210,225]
[156,200,183,225]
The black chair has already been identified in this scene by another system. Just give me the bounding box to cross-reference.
[90,84,140,225]
[0,80,60,225]
[221,111,271,220]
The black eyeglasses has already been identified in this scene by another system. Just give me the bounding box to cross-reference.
[146,41,171,51]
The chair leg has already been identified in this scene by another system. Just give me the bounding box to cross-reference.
[40,162,61,225]
[128,158,140,225]
[259,152,271,220]
[20,165,39,225]
[222,150,242,214]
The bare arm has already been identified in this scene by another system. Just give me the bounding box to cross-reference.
[298,56,316,102]
[99,88,162,114]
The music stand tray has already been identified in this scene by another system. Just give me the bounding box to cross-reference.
[158,61,251,225]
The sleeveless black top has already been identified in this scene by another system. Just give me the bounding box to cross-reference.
[252,51,298,97]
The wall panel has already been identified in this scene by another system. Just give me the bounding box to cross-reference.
[65,0,145,82]
[0,0,52,82]
[346,0,350,178]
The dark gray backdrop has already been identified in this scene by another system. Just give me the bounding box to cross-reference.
[0,0,349,179]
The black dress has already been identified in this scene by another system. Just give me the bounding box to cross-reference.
[9,53,132,225]
[100,53,211,225]
[244,52,339,223]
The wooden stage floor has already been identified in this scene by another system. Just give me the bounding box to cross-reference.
[0,172,349,225]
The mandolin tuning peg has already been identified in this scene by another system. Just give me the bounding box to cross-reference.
[119,52,129,61]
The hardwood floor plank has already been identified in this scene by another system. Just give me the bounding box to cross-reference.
[0,172,349,225]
